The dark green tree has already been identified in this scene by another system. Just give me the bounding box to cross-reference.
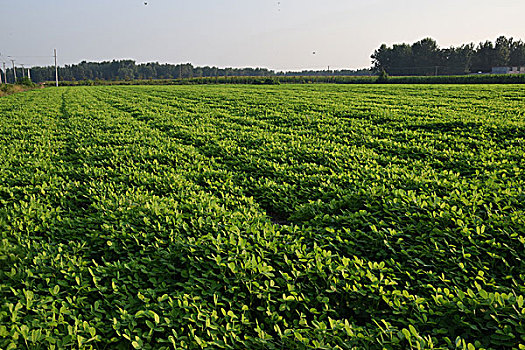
[471,41,495,72]
[494,36,511,67]
[509,40,525,66]
[411,38,440,75]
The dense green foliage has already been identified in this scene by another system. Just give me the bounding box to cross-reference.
[372,36,525,75]
[14,78,36,87]
[0,83,37,97]
[1,85,524,349]
[12,61,369,84]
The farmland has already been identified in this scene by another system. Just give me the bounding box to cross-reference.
[0,84,524,349]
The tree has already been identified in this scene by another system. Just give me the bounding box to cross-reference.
[509,40,525,66]
[494,36,511,67]
[411,38,439,75]
[441,44,474,75]
[371,36,524,76]
[389,44,413,75]
[371,44,390,73]
[137,64,155,79]
[471,41,495,73]
[117,67,135,80]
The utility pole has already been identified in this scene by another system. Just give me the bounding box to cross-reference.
[54,49,59,87]
[11,59,16,82]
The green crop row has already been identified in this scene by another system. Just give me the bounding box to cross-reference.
[0,84,524,349]
[50,73,525,87]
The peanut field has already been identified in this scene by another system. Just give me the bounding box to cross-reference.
[0,84,524,349]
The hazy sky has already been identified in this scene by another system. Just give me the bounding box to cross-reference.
[1,0,524,71]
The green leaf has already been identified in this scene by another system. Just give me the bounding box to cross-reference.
[455,336,462,348]
[195,335,203,346]
[0,325,8,337]
[409,324,418,338]
[150,311,160,324]
[274,324,282,337]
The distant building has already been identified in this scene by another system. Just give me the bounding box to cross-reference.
[491,66,525,74]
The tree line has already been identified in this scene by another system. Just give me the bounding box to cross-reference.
[19,61,273,84]
[371,36,525,76]
[3,36,525,83]
[8,61,371,84]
